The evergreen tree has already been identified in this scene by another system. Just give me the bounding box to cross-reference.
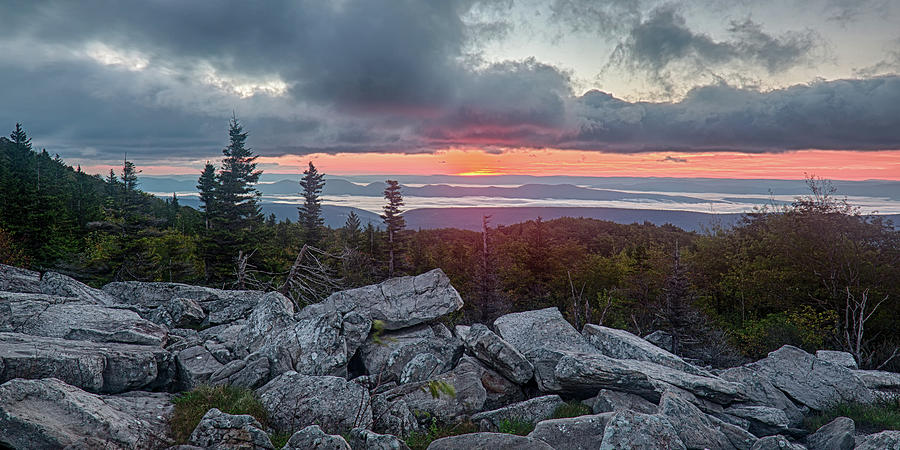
[381,180,405,277]
[10,123,31,150]
[120,157,141,234]
[342,210,362,247]
[215,115,262,232]
[658,244,696,355]
[197,162,218,230]
[298,161,325,244]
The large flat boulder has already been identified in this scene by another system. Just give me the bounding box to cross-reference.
[347,428,410,450]
[0,378,173,449]
[298,269,463,330]
[102,281,266,324]
[585,389,658,414]
[176,345,226,390]
[283,425,351,450]
[472,395,564,431]
[550,351,659,397]
[806,417,854,450]
[529,413,613,450]
[0,332,174,394]
[0,264,41,293]
[461,323,534,384]
[427,432,553,450]
[149,297,206,328]
[257,371,373,434]
[719,366,805,427]
[855,430,900,450]
[658,391,757,450]
[745,345,874,410]
[815,350,857,369]
[599,410,686,450]
[582,324,712,376]
[0,297,167,346]
[39,271,119,305]
[493,307,598,356]
[233,291,296,358]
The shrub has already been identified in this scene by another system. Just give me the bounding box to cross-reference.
[170,384,269,444]
[269,431,292,449]
[552,400,592,419]
[496,418,535,435]
[735,306,837,359]
[405,418,478,450]
[804,400,900,434]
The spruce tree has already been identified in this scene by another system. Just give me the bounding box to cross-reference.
[215,115,261,232]
[298,161,325,244]
[10,123,31,150]
[343,210,361,246]
[197,162,218,230]
[381,180,405,277]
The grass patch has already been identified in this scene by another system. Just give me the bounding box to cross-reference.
[405,419,478,450]
[170,384,269,444]
[269,431,292,448]
[496,418,535,435]
[804,400,900,434]
[552,400,592,419]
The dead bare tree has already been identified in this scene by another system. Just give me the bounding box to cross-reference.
[233,245,344,307]
[843,287,898,369]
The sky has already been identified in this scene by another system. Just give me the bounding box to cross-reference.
[1,0,899,180]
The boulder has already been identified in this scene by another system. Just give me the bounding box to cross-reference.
[149,297,206,328]
[599,410,686,450]
[209,357,271,390]
[380,357,523,424]
[658,391,756,450]
[645,330,676,352]
[724,405,793,437]
[0,297,167,346]
[855,431,900,450]
[815,350,857,370]
[39,271,119,305]
[359,324,462,384]
[720,366,805,427]
[745,345,874,410]
[299,269,463,330]
[283,425,351,450]
[582,324,712,376]
[751,435,805,450]
[177,345,225,390]
[255,309,369,378]
[461,323,534,384]
[0,332,174,393]
[529,413,613,450]
[0,378,173,449]
[806,417,854,450]
[0,263,41,293]
[257,371,372,433]
[472,395,564,431]
[347,428,410,450]
[233,291,296,358]
[188,408,273,450]
[584,389,658,414]
[493,307,598,356]
[427,432,553,450]
[852,369,900,400]
[371,395,420,436]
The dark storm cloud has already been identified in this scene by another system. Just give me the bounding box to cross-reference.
[608,6,820,91]
[0,0,897,164]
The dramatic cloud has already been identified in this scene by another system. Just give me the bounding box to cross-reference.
[0,0,897,167]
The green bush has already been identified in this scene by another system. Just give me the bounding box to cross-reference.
[269,431,292,448]
[496,418,535,435]
[170,384,269,444]
[735,306,837,359]
[405,419,478,450]
[552,401,592,419]
[804,400,900,434]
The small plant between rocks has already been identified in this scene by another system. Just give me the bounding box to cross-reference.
[405,419,478,450]
[170,384,269,444]
[551,400,592,419]
[496,418,536,435]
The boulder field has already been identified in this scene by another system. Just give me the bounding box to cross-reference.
[1,263,899,449]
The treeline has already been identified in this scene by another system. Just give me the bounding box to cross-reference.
[1,122,898,370]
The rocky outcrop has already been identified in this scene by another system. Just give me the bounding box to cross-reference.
[39,271,119,305]
[233,291,296,358]
[209,357,271,389]
[657,391,757,450]
[493,307,598,356]
[0,297,167,346]
[283,425,351,450]
[471,395,564,431]
[599,410,686,450]
[582,324,711,376]
[257,371,373,433]
[176,345,226,390]
[347,428,410,450]
[461,323,534,384]
[806,417,855,450]
[0,332,173,393]
[719,365,805,427]
[427,432,554,450]
[0,264,41,293]
[188,408,274,449]
[0,378,173,449]
[149,297,206,328]
[815,350,857,369]
[359,324,463,384]
[745,345,873,410]
[854,430,900,450]
[751,435,805,450]
[299,268,463,330]
[102,281,266,324]
[370,395,420,436]
[584,388,658,414]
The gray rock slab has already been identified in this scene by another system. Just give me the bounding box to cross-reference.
[283,425,351,450]
[427,432,553,450]
[806,416,854,450]
[599,410,686,450]
[583,324,712,376]
[529,413,613,450]
[188,408,273,450]
[472,395,564,431]
[462,323,534,384]
[257,371,372,434]
[0,264,41,293]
